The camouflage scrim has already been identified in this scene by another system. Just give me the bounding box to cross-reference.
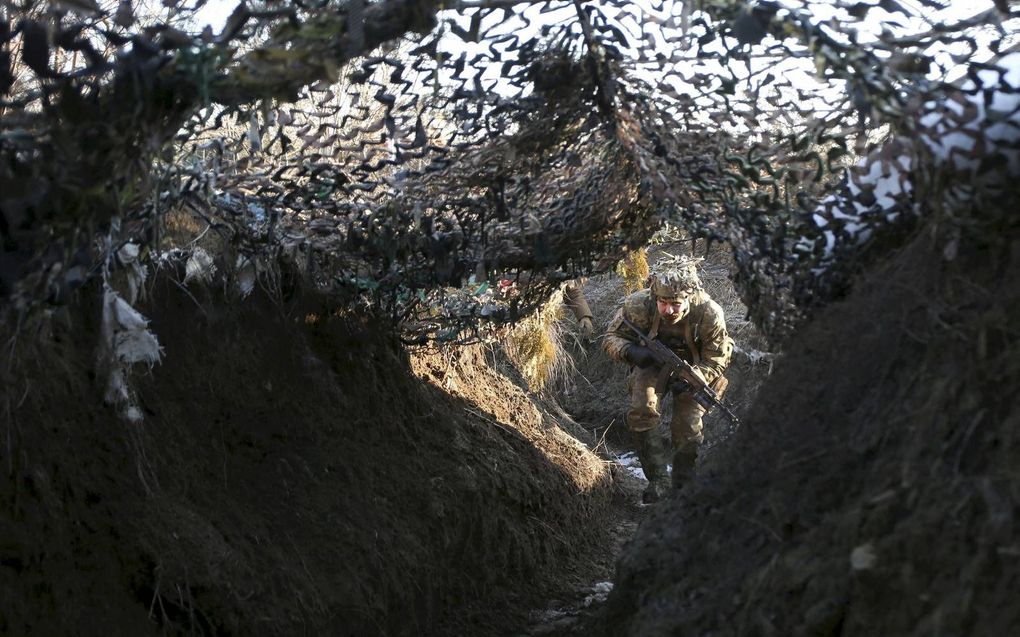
[2,0,1012,345]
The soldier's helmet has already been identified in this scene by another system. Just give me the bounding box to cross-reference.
[648,255,702,300]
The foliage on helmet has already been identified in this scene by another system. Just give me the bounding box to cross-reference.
[648,256,703,300]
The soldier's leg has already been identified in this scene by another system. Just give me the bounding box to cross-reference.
[626,366,662,433]
[627,367,670,503]
[669,392,706,489]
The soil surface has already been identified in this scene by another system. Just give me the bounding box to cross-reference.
[14,223,1012,637]
[1,239,770,636]
[0,276,631,636]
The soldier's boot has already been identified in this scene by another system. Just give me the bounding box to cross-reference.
[633,429,670,504]
[671,445,699,490]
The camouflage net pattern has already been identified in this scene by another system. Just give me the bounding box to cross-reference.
[1,0,1018,345]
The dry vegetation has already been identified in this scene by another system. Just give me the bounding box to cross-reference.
[614,249,649,294]
[502,298,570,392]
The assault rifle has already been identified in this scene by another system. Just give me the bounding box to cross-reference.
[621,316,740,426]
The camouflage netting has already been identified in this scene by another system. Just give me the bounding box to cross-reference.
[1,0,1018,349]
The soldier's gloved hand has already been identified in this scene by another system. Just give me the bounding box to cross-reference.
[624,344,657,369]
[685,366,709,386]
[578,317,594,342]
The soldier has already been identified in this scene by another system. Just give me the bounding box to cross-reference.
[603,256,733,503]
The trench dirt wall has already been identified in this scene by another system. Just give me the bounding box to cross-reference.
[0,280,619,636]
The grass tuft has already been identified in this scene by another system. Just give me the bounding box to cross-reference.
[616,249,649,293]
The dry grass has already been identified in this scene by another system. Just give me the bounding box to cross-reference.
[502,293,576,391]
[615,249,649,293]
[156,207,232,261]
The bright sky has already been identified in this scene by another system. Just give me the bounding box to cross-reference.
[190,0,1015,106]
[194,0,1007,75]
[193,0,1007,53]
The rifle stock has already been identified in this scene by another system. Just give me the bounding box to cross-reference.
[621,317,740,425]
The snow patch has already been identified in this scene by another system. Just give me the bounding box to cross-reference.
[583,581,614,607]
[615,451,647,481]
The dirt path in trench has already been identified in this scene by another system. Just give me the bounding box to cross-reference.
[506,245,762,636]
[517,448,648,637]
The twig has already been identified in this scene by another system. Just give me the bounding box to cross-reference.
[454,0,571,10]
[5,308,24,373]
[879,8,1014,47]
[148,566,164,621]
[5,394,14,476]
[167,276,210,319]
[188,222,212,248]
[736,552,778,632]
[593,418,615,455]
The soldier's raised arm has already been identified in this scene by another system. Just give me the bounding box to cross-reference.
[602,290,654,362]
[562,279,593,324]
[563,279,595,341]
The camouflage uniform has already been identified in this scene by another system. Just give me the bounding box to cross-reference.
[562,278,594,340]
[603,259,733,500]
